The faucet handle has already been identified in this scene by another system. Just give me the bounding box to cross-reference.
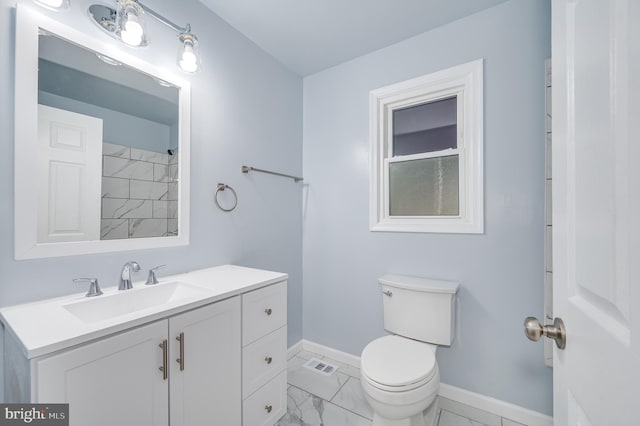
[129,261,141,272]
[74,278,103,297]
[146,265,166,285]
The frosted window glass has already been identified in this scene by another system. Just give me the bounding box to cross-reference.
[393,97,457,156]
[389,155,459,216]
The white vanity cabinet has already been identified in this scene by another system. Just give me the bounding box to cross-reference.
[1,266,288,426]
[169,297,241,426]
[36,320,169,426]
[241,281,288,426]
[33,297,241,426]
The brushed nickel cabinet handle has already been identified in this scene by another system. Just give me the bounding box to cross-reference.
[176,332,185,371]
[159,340,168,380]
[265,356,273,364]
[265,308,272,316]
[265,405,273,414]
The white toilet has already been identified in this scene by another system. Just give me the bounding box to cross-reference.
[360,274,459,426]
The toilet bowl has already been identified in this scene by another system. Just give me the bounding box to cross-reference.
[360,335,440,426]
[360,274,459,426]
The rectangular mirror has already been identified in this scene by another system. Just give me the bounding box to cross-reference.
[15,5,191,259]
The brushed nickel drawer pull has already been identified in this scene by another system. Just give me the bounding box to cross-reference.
[176,332,185,371]
[265,308,272,316]
[159,339,168,380]
[265,356,273,364]
[265,404,273,414]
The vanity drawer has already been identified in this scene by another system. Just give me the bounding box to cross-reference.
[242,325,287,397]
[242,281,287,345]
[242,370,287,426]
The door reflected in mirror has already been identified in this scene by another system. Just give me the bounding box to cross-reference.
[37,33,180,243]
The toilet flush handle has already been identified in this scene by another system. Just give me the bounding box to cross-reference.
[382,290,393,297]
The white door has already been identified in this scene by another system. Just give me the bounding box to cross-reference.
[37,104,103,243]
[169,296,242,426]
[552,0,640,424]
[35,321,169,426]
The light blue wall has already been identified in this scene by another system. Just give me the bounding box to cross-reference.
[302,0,552,415]
[3,0,553,414]
[0,0,302,398]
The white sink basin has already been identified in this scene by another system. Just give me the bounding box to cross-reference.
[63,282,206,323]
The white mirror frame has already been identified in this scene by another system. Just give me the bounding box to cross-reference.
[14,4,191,259]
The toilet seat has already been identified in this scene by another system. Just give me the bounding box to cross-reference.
[361,335,437,392]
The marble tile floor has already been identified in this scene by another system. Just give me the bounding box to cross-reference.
[278,350,527,426]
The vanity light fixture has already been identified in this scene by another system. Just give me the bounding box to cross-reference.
[116,0,147,47]
[87,1,201,74]
[178,32,200,74]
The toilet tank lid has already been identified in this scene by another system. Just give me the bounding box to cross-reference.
[379,274,459,294]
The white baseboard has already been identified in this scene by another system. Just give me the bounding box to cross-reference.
[439,384,552,426]
[299,339,361,368]
[287,339,303,359]
[288,339,552,426]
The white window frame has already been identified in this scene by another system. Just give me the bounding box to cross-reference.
[369,59,484,233]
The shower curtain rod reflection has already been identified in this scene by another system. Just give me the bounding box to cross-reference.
[241,165,304,182]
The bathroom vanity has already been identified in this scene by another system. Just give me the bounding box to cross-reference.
[1,265,287,426]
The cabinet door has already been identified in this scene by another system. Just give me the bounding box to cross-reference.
[169,296,241,426]
[35,321,168,426]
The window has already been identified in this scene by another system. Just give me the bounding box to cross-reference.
[369,59,483,233]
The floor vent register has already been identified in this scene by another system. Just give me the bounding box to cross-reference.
[303,358,338,376]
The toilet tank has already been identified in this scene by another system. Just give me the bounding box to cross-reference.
[380,274,459,346]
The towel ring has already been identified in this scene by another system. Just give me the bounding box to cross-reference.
[215,183,238,212]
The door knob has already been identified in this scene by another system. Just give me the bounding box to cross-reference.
[524,316,566,350]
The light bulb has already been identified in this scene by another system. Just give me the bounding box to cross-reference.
[179,39,198,73]
[121,29,142,46]
[124,15,143,37]
[116,0,147,47]
[179,57,198,73]
[182,45,196,64]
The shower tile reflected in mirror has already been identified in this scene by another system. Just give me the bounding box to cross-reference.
[100,143,179,239]
[129,218,170,239]
[100,219,128,240]
[103,142,130,158]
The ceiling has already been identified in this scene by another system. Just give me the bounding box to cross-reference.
[198,0,510,76]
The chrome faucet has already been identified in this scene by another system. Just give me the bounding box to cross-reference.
[74,277,103,297]
[146,265,166,285]
[119,261,141,290]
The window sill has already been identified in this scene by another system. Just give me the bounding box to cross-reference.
[370,217,483,234]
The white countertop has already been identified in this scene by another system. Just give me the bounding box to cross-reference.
[0,265,287,359]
